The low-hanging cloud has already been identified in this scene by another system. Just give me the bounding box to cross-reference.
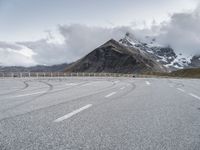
[0,42,36,66]
[58,24,133,60]
[153,5,200,55]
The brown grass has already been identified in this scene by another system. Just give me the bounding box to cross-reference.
[142,68,200,78]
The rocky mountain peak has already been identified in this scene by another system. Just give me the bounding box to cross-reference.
[119,33,200,70]
[65,38,166,73]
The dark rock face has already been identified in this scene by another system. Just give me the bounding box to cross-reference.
[190,55,200,68]
[150,47,177,65]
[119,34,177,67]
[65,39,166,73]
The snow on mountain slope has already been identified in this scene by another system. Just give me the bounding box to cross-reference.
[119,32,199,70]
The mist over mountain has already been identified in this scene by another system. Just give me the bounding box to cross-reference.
[119,32,200,70]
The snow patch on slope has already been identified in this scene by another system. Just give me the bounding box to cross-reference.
[119,32,196,70]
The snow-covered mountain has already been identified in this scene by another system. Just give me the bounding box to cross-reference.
[119,32,200,70]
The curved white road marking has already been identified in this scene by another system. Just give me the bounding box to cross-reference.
[145,81,151,85]
[114,81,120,84]
[189,93,200,100]
[177,88,185,92]
[54,104,92,123]
[105,92,117,98]
[120,87,125,90]
[12,91,46,98]
[81,82,96,87]
[65,83,79,86]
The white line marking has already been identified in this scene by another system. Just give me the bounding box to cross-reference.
[177,88,185,92]
[120,87,125,90]
[145,81,151,85]
[65,83,79,86]
[12,91,46,98]
[114,81,120,84]
[81,82,95,87]
[105,92,117,98]
[189,93,200,100]
[54,104,92,122]
[53,88,67,92]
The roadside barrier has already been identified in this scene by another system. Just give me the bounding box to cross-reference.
[0,72,158,78]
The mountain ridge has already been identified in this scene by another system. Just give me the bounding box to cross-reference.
[119,32,200,70]
[64,38,167,73]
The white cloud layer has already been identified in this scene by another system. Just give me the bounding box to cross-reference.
[0,5,200,66]
[157,5,200,55]
[0,42,36,66]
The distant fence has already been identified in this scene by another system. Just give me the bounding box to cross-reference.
[0,72,133,78]
[0,72,160,78]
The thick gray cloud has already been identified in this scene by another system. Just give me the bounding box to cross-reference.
[127,5,200,56]
[157,6,200,55]
[58,24,133,60]
[18,39,68,66]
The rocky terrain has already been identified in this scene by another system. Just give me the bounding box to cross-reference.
[119,33,200,70]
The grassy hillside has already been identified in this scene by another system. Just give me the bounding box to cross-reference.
[143,68,200,78]
[170,68,200,78]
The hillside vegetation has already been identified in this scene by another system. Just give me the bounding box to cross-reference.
[170,68,200,78]
[143,68,200,78]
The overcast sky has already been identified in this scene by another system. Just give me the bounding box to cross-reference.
[0,0,199,66]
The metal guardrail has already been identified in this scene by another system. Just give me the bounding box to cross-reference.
[0,72,135,78]
[1,72,195,79]
[0,72,170,78]
[0,72,163,78]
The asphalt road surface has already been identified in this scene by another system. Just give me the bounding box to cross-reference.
[0,77,200,150]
